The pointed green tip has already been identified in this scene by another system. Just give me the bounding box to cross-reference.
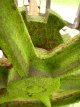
[39,96,51,107]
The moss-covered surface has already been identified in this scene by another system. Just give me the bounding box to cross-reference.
[31,37,80,78]
[0,0,80,107]
[0,34,80,107]
[22,10,66,50]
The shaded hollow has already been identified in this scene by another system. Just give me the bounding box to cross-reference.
[21,10,66,50]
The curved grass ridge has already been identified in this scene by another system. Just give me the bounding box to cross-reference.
[0,0,36,76]
[31,35,80,78]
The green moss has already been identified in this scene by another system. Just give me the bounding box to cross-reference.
[0,0,36,77]
[22,10,66,50]
[0,0,80,107]
[31,38,80,78]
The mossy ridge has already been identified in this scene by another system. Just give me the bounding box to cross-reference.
[31,37,80,78]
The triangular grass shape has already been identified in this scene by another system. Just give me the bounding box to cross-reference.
[0,77,60,105]
[39,96,51,107]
